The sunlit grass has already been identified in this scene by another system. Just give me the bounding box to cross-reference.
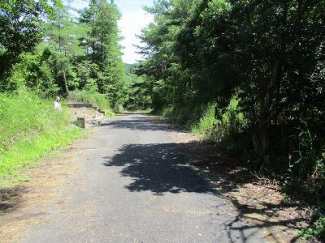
[0,90,83,185]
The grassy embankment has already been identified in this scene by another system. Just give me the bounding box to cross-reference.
[0,91,83,186]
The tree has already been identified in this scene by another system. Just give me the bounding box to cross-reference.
[79,0,126,109]
[138,0,325,158]
[136,0,197,110]
[41,5,88,95]
[0,0,63,90]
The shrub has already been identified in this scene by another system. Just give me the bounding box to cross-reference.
[299,216,325,240]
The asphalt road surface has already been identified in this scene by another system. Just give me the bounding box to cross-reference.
[21,114,264,243]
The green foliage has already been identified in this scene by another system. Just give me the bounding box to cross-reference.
[71,61,99,91]
[0,0,43,86]
[172,98,249,155]
[2,1,127,112]
[39,6,89,95]
[79,0,127,108]
[44,6,87,57]
[0,90,82,183]
[0,0,63,88]
[138,0,325,163]
[8,50,60,97]
[190,104,216,138]
[283,125,325,201]
[298,216,325,240]
[138,0,325,157]
[124,74,152,110]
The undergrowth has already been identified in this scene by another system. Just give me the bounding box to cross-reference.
[298,216,325,240]
[0,90,82,185]
[157,98,248,155]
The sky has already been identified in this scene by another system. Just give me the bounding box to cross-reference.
[69,0,154,64]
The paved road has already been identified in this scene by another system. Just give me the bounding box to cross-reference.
[21,114,264,243]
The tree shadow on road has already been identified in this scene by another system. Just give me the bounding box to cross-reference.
[103,141,308,242]
[103,143,219,195]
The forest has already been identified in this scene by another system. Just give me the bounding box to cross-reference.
[0,0,324,240]
[0,0,127,108]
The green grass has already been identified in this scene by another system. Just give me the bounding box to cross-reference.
[0,90,83,186]
[190,104,216,139]
[187,99,247,144]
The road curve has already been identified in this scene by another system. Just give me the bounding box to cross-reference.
[21,114,264,243]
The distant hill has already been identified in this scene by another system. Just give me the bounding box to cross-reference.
[125,63,138,74]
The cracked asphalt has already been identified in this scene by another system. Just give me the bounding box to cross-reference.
[21,114,265,243]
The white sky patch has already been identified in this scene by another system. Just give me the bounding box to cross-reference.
[68,0,88,10]
[66,0,154,64]
[118,8,153,64]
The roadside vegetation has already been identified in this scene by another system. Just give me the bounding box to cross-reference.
[124,71,152,111]
[133,0,325,240]
[0,90,82,185]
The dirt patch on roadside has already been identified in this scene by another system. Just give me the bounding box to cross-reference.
[69,107,108,127]
[164,120,310,243]
[0,130,96,243]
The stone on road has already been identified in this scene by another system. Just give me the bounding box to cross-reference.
[21,114,264,243]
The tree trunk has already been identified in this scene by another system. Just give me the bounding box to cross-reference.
[258,108,270,157]
[257,59,283,157]
[255,2,288,158]
[62,72,69,96]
